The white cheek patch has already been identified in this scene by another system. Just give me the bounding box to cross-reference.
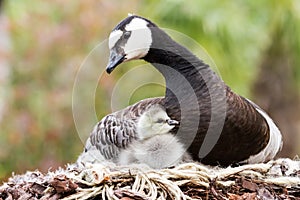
[123,27,152,60]
[125,18,148,31]
[108,30,122,49]
[123,18,152,60]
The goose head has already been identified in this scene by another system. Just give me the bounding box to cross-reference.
[137,105,179,140]
[106,15,156,73]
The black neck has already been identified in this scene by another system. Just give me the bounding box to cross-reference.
[143,27,225,105]
[144,28,210,75]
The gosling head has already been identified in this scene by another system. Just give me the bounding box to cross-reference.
[106,15,156,74]
[137,105,179,140]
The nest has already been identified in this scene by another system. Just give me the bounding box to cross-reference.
[0,158,299,200]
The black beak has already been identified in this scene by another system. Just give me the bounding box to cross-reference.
[106,49,125,74]
[167,119,180,126]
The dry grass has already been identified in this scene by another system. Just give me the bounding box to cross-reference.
[0,158,299,199]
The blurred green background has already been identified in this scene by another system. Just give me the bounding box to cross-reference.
[0,0,300,181]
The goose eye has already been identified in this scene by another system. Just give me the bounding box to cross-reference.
[123,31,131,39]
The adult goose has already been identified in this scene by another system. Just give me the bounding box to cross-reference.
[105,15,282,166]
[77,97,180,164]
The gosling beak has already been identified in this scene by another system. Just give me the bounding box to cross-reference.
[167,119,180,126]
[106,48,125,74]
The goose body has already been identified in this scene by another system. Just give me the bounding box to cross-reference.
[77,97,181,165]
[106,15,283,166]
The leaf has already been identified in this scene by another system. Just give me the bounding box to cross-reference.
[49,175,78,194]
[241,179,258,192]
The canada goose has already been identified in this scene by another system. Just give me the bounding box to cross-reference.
[77,97,181,164]
[105,15,282,166]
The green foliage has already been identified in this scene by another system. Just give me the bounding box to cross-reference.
[0,0,299,181]
[142,0,300,95]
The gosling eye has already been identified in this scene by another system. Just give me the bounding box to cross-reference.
[156,119,164,123]
[123,31,131,39]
